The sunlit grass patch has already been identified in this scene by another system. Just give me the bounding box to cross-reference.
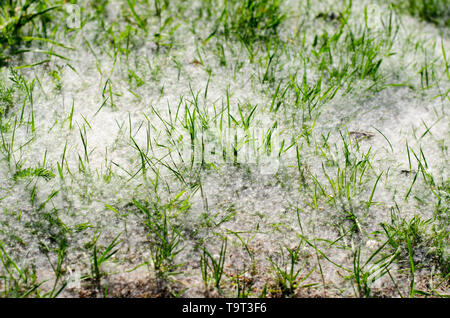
[0,0,448,298]
[392,0,450,27]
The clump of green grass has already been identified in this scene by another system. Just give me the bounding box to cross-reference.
[0,241,42,297]
[0,0,448,299]
[218,0,285,44]
[132,199,184,287]
[13,166,55,181]
[82,232,122,295]
[0,83,14,118]
[310,4,398,93]
[200,237,228,294]
[381,210,449,295]
[268,244,315,297]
